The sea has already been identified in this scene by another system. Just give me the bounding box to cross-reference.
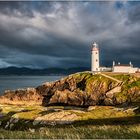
[0,75,65,95]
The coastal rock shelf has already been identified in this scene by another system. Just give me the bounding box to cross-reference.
[0,72,140,107]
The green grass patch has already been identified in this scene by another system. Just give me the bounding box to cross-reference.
[0,124,140,139]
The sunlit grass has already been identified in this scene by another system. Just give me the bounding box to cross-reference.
[0,124,140,139]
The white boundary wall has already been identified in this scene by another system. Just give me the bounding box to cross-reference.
[113,66,138,73]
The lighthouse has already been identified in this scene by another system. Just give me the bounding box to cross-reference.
[91,42,100,71]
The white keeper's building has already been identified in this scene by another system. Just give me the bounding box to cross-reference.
[91,42,139,73]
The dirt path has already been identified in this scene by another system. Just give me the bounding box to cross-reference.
[100,73,122,83]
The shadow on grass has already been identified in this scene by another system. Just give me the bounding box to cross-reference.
[74,115,140,126]
[0,111,140,131]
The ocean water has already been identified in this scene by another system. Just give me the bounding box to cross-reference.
[0,75,64,95]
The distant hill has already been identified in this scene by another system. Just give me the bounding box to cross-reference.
[0,66,90,75]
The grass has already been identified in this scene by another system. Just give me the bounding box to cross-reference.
[0,105,139,138]
[105,73,140,104]
[0,124,140,139]
[72,72,118,95]
[71,106,135,121]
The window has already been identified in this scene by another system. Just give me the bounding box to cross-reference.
[96,52,98,54]
[96,59,98,62]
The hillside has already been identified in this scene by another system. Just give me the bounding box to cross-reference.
[0,67,89,75]
[0,72,140,106]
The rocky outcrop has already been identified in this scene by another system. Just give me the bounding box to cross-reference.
[0,72,140,106]
[36,73,119,106]
[33,111,79,125]
[0,88,42,105]
[37,72,140,106]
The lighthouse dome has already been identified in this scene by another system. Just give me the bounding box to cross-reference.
[92,42,99,51]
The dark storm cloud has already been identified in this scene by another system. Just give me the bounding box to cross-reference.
[127,2,140,23]
[0,1,140,68]
[0,1,54,17]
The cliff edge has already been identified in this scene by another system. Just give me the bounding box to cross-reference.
[0,72,140,106]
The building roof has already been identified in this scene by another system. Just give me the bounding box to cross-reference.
[92,47,99,51]
[114,64,131,67]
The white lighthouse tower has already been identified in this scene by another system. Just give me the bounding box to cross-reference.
[91,42,100,71]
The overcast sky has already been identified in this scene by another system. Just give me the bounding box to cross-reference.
[0,1,140,69]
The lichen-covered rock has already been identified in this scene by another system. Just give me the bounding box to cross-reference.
[33,110,79,125]
[40,73,140,106]
[0,88,43,105]
[37,73,120,106]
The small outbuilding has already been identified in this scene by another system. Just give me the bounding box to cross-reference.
[112,61,139,73]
